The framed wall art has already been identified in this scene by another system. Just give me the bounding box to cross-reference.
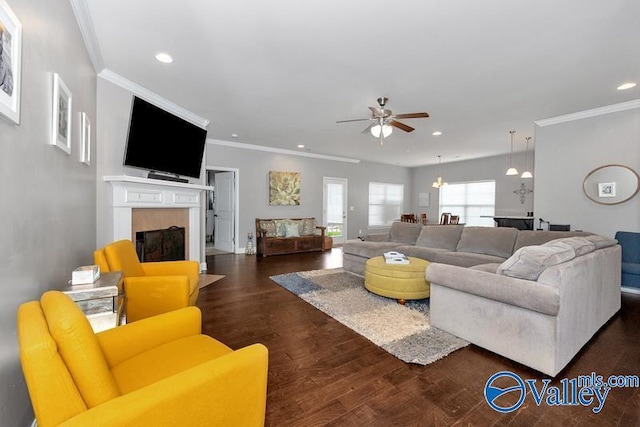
[0,0,22,124]
[269,171,300,205]
[51,73,72,154]
[80,111,90,164]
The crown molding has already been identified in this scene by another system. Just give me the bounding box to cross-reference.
[69,0,105,72]
[98,69,210,129]
[208,139,361,164]
[535,99,640,127]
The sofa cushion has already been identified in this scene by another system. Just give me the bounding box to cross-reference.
[434,251,507,268]
[584,234,618,250]
[396,245,448,262]
[415,225,463,251]
[497,243,576,280]
[343,240,403,258]
[456,226,518,259]
[389,221,423,244]
[545,237,594,257]
[513,230,592,251]
[622,262,640,275]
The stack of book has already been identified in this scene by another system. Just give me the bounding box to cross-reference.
[383,251,410,264]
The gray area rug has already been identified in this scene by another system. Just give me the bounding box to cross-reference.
[270,268,468,365]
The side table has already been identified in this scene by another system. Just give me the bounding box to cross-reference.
[63,271,125,332]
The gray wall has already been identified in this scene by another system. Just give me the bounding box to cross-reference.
[535,108,640,237]
[410,152,534,223]
[206,143,413,246]
[0,0,96,424]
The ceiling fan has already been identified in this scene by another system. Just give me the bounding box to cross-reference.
[336,97,429,145]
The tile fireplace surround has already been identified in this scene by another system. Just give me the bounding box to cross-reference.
[104,175,212,270]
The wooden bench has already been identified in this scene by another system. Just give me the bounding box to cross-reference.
[255,218,326,257]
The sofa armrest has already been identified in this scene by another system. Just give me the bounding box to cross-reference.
[426,263,559,316]
[97,307,202,367]
[365,232,390,242]
[59,344,269,427]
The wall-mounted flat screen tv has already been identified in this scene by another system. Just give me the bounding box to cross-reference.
[123,96,207,179]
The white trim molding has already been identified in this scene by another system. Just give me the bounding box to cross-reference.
[208,139,361,164]
[535,99,640,127]
[70,0,105,72]
[98,69,210,129]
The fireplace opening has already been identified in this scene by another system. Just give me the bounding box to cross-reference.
[136,226,186,262]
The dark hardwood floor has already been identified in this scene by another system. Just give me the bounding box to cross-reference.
[198,249,640,426]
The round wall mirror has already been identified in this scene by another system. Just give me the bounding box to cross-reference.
[583,164,640,205]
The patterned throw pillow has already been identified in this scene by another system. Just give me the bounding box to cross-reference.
[274,220,288,237]
[301,218,316,236]
[285,223,300,237]
[259,220,277,237]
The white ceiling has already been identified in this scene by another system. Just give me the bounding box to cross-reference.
[79,0,639,167]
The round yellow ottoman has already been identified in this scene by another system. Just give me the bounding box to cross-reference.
[364,256,430,304]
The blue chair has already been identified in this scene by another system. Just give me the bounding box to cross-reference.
[615,231,640,289]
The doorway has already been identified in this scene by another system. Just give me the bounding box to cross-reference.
[205,167,239,254]
[323,177,348,245]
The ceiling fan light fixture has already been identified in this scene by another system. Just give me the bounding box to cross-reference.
[371,123,393,138]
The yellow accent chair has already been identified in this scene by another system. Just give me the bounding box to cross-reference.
[94,239,200,322]
[18,291,268,427]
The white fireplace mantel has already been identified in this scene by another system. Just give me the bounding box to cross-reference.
[104,175,213,269]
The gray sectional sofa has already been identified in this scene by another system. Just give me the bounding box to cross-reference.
[343,222,622,376]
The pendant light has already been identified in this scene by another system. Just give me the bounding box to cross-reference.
[505,130,518,175]
[432,155,448,188]
[521,136,533,178]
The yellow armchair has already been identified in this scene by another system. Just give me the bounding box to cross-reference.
[94,239,200,322]
[18,291,268,427]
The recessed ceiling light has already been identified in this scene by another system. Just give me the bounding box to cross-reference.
[155,53,173,63]
[432,131,442,136]
[297,144,305,148]
[617,82,636,90]
[231,134,239,138]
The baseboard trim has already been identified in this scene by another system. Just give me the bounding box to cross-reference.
[621,286,640,295]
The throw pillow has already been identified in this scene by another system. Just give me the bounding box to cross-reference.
[497,243,576,281]
[285,223,300,237]
[259,220,277,237]
[544,237,595,257]
[274,220,288,237]
[301,219,316,236]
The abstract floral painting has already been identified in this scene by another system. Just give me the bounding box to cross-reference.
[269,171,300,205]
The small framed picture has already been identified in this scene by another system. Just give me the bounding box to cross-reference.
[598,182,616,198]
[80,112,90,164]
[51,73,72,154]
[0,0,22,124]
[419,192,430,207]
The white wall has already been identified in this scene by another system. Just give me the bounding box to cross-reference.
[535,106,640,237]
[410,153,534,224]
[0,0,96,424]
[206,142,413,246]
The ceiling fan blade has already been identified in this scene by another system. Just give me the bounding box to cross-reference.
[336,118,372,123]
[393,112,429,119]
[389,120,415,133]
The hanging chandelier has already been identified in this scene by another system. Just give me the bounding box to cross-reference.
[432,155,448,188]
[506,130,518,176]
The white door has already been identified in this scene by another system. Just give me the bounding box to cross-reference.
[323,177,348,245]
[214,171,235,252]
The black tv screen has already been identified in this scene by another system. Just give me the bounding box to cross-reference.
[123,97,207,179]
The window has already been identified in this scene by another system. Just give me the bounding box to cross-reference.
[439,180,495,226]
[369,182,404,226]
